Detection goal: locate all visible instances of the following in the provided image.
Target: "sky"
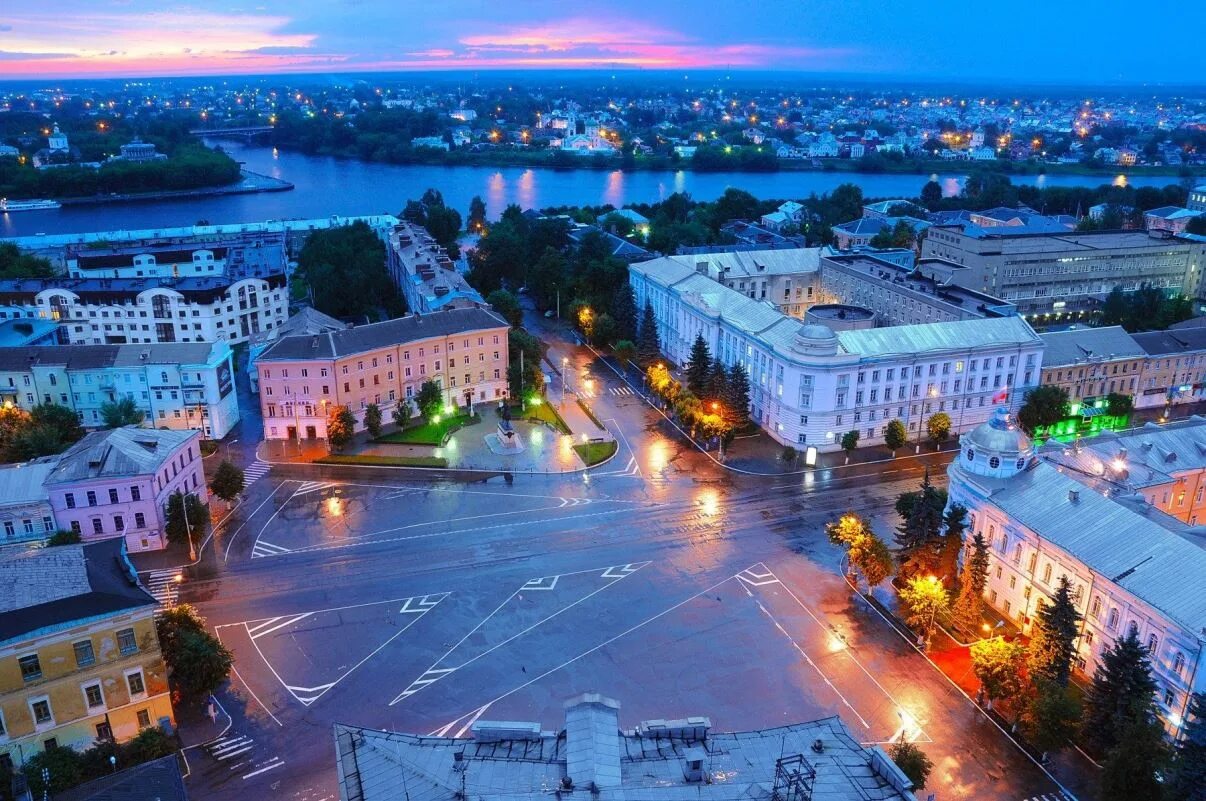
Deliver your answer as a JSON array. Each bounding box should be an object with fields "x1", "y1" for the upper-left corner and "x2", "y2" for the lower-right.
[{"x1": 1, "y1": 0, "x2": 1203, "y2": 84}]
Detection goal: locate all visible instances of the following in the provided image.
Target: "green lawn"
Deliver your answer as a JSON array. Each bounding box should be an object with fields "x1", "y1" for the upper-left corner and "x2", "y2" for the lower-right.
[
  {"x1": 573, "y1": 440, "x2": 618, "y2": 466},
  {"x1": 315, "y1": 454, "x2": 449, "y2": 468},
  {"x1": 374, "y1": 413, "x2": 480, "y2": 446},
  {"x1": 526, "y1": 402, "x2": 571, "y2": 435}
]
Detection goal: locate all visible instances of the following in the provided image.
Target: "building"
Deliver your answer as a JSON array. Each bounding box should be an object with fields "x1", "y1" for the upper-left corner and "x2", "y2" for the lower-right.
[
  {"x1": 652, "y1": 250, "x2": 823, "y2": 318},
  {"x1": 0, "y1": 318, "x2": 63, "y2": 347},
  {"x1": 629, "y1": 257, "x2": 1043, "y2": 450},
  {"x1": 107, "y1": 139, "x2": 167, "y2": 164},
  {"x1": 0, "y1": 539, "x2": 174, "y2": 766},
  {"x1": 53, "y1": 754, "x2": 189, "y2": 801},
  {"x1": 0, "y1": 273, "x2": 289, "y2": 346},
  {"x1": 0, "y1": 457, "x2": 59, "y2": 546},
  {"x1": 1189, "y1": 185, "x2": 1206, "y2": 213},
  {"x1": 386, "y1": 221, "x2": 484, "y2": 314},
  {"x1": 334, "y1": 693, "x2": 917, "y2": 801},
  {"x1": 946, "y1": 410, "x2": 1206, "y2": 739},
  {"x1": 921, "y1": 228, "x2": 1206, "y2": 317},
  {"x1": 1037, "y1": 326, "x2": 1147, "y2": 406},
  {"x1": 248, "y1": 307, "x2": 347, "y2": 393},
  {"x1": 65, "y1": 236, "x2": 287, "y2": 280},
  {"x1": 718, "y1": 220, "x2": 806, "y2": 250},
  {"x1": 1145, "y1": 207, "x2": 1204, "y2": 235},
  {"x1": 820, "y1": 254, "x2": 1016, "y2": 326},
  {"x1": 0, "y1": 341, "x2": 240, "y2": 438},
  {"x1": 1132, "y1": 328, "x2": 1206, "y2": 409},
  {"x1": 255, "y1": 307, "x2": 510, "y2": 442},
  {"x1": 831, "y1": 216, "x2": 929, "y2": 251},
  {"x1": 43, "y1": 427, "x2": 207, "y2": 553}
]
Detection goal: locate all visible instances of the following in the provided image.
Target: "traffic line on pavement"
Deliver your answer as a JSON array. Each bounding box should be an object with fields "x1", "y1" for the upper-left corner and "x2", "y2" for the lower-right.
[
  {"x1": 251, "y1": 540, "x2": 291, "y2": 558},
  {"x1": 294, "y1": 481, "x2": 334, "y2": 495},
  {"x1": 608, "y1": 386, "x2": 635, "y2": 396},
  {"x1": 248, "y1": 613, "x2": 311, "y2": 641},
  {"x1": 242, "y1": 757, "x2": 285, "y2": 780},
  {"x1": 243, "y1": 460, "x2": 272, "y2": 485},
  {"x1": 521, "y1": 575, "x2": 559, "y2": 591}
]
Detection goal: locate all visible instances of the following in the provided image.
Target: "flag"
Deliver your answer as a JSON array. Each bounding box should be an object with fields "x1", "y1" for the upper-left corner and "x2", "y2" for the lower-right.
[{"x1": 992, "y1": 386, "x2": 1009, "y2": 405}]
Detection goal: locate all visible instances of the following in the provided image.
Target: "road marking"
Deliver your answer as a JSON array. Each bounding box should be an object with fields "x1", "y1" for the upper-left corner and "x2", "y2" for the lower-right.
[
  {"x1": 521, "y1": 576, "x2": 559, "y2": 591},
  {"x1": 142, "y1": 570, "x2": 181, "y2": 608},
  {"x1": 735, "y1": 566, "x2": 780, "y2": 587},
  {"x1": 225, "y1": 480, "x2": 296, "y2": 563},
  {"x1": 608, "y1": 386, "x2": 635, "y2": 396},
  {"x1": 248, "y1": 613, "x2": 311, "y2": 641},
  {"x1": 242, "y1": 757, "x2": 285, "y2": 780},
  {"x1": 390, "y1": 561, "x2": 650, "y2": 706},
  {"x1": 244, "y1": 460, "x2": 272, "y2": 485},
  {"x1": 294, "y1": 481, "x2": 335, "y2": 496},
  {"x1": 454, "y1": 703, "x2": 494, "y2": 738},
  {"x1": 216, "y1": 744, "x2": 254, "y2": 761},
  {"x1": 251, "y1": 540, "x2": 291, "y2": 558}
]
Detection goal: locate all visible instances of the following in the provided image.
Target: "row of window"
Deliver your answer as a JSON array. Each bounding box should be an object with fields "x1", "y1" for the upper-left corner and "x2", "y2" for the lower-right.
[
  {"x1": 18, "y1": 629, "x2": 139, "y2": 684},
  {"x1": 65, "y1": 485, "x2": 143, "y2": 509},
  {"x1": 0, "y1": 669, "x2": 147, "y2": 740}
]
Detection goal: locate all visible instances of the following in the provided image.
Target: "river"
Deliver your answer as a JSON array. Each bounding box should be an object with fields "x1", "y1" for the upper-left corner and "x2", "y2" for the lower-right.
[{"x1": 0, "y1": 139, "x2": 1181, "y2": 238}]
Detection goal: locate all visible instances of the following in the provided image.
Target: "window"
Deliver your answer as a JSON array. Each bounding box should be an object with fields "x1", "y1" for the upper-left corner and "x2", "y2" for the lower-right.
[
  {"x1": 92, "y1": 518, "x2": 103, "y2": 535},
  {"x1": 86, "y1": 491, "x2": 97, "y2": 506},
  {"x1": 1042, "y1": 563, "x2": 1053, "y2": 585},
  {"x1": 108, "y1": 488, "x2": 119, "y2": 504},
  {"x1": 65, "y1": 492, "x2": 76, "y2": 509},
  {"x1": 126, "y1": 670, "x2": 146, "y2": 698},
  {"x1": 1128, "y1": 621, "x2": 1139, "y2": 638},
  {"x1": 965, "y1": 448, "x2": 974, "y2": 462},
  {"x1": 19, "y1": 654, "x2": 42, "y2": 682},
  {"x1": 1174, "y1": 652, "x2": 1186, "y2": 676},
  {"x1": 130, "y1": 486, "x2": 141, "y2": 502},
  {"x1": 1147, "y1": 634, "x2": 1159, "y2": 654},
  {"x1": 134, "y1": 512, "x2": 146, "y2": 528},
  {"x1": 83, "y1": 683, "x2": 104, "y2": 709},
  {"x1": 1090, "y1": 596, "x2": 1102, "y2": 619},
  {"x1": 73, "y1": 640, "x2": 95, "y2": 667},
  {"x1": 1107, "y1": 608, "x2": 1119, "y2": 630},
  {"x1": 989, "y1": 456, "x2": 1000, "y2": 469},
  {"x1": 117, "y1": 628, "x2": 138, "y2": 655},
  {"x1": 1165, "y1": 688, "x2": 1177, "y2": 708},
  {"x1": 136, "y1": 709, "x2": 151, "y2": 728},
  {"x1": 30, "y1": 698, "x2": 52, "y2": 726}
]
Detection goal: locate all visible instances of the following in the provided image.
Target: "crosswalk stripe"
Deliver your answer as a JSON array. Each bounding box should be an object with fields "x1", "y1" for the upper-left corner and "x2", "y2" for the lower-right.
[
  {"x1": 242, "y1": 757, "x2": 284, "y2": 780},
  {"x1": 243, "y1": 461, "x2": 271, "y2": 485},
  {"x1": 608, "y1": 386, "x2": 635, "y2": 396}
]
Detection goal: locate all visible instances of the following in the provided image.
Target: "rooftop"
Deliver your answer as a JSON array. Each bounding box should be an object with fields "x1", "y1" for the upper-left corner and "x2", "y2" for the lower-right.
[
  {"x1": 673, "y1": 249, "x2": 823, "y2": 279},
  {"x1": 52, "y1": 754, "x2": 188, "y2": 801},
  {"x1": 0, "y1": 341, "x2": 223, "y2": 372},
  {"x1": 836, "y1": 315, "x2": 1041, "y2": 359},
  {"x1": 0, "y1": 317, "x2": 61, "y2": 347},
  {"x1": 0, "y1": 272, "x2": 286, "y2": 304},
  {"x1": 0, "y1": 455, "x2": 59, "y2": 507},
  {"x1": 0, "y1": 538, "x2": 154, "y2": 645},
  {"x1": 257, "y1": 306, "x2": 509, "y2": 362},
  {"x1": 1038, "y1": 326, "x2": 1146, "y2": 367},
  {"x1": 821, "y1": 254, "x2": 1015, "y2": 317},
  {"x1": 335, "y1": 694, "x2": 914, "y2": 801},
  {"x1": 44, "y1": 427, "x2": 198, "y2": 485},
  {"x1": 1131, "y1": 328, "x2": 1206, "y2": 357}
]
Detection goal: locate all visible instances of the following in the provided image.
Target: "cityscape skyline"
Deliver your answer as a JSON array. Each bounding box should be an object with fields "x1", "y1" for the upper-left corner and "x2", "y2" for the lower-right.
[{"x1": 2, "y1": 0, "x2": 1204, "y2": 83}]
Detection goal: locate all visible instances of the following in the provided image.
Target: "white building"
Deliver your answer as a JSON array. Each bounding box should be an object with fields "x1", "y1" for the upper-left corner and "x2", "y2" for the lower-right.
[
  {"x1": 0, "y1": 341, "x2": 240, "y2": 438},
  {"x1": 947, "y1": 410, "x2": 1206, "y2": 739},
  {"x1": 630, "y1": 258, "x2": 1043, "y2": 450},
  {"x1": 0, "y1": 456, "x2": 59, "y2": 545}
]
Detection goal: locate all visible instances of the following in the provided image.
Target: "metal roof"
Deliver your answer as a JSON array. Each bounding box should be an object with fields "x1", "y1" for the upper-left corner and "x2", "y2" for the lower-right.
[
  {"x1": 0, "y1": 455, "x2": 59, "y2": 507},
  {"x1": 836, "y1": 315, "x2": 1041, "y2": 359},
  {"x1": 0, "y1": 341, "x2": 221, "y2": 372},
  {"x1": 1038, "y1": 326, "x2": 1146, "y2": 367},
  {"x1": 1131, "y1": 328, "x2": 1206, "y2": 357},
  {"x1": 44, "y1": 427, "x2": 197, "y2": 485}
]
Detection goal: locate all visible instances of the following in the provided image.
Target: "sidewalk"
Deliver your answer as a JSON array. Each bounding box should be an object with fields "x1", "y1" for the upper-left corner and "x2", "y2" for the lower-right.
[{"x1": 722, "y1": 426, "x2": 957, "y2": 474}]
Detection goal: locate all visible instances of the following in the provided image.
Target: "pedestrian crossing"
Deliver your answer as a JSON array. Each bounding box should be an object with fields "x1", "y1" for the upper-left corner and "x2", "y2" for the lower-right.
[
  {"x1": 243, "y1": 460, "x2": 271, "y2": 485},
  {"x1": 1022, "y1": 793, "x2": 1074, "y2": 801},
  {"x1": 608, "y1": 386, "x2": 636, "y2": 396},
  {"x1": 203, "y1": 733, "x2": 284, "y2": 781},
  {"x1": 142, "y1": 569, "x2": 181, "y2": 608}
]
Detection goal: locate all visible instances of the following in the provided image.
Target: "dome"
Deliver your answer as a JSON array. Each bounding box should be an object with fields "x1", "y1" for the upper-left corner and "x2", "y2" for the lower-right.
[
  {"x1": 960, "y1": 407, "x2": 1034, "y2": 479},
  {"x1": 789, "y1": 323, "x2": 838, "y2": 357}
]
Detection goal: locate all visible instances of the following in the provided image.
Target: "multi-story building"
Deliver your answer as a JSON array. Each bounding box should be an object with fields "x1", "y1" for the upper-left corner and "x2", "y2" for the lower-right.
[
  {"x1": 667, "y1": 250, "x2": 823, "y2": 318},
  {"x1": 820, "y1": 254, "x2": 1016, "y2": 326},
  {"x1": 1037, "y1": 326, "x2": 1147, "y2": 406},
  {"x1": 256, "y1": 307, "x2": 510, "y2": 441},
  {"x1": 630, "y1": 257, "x2": 1043, "y2": 451},
  {"x1": 43, "y1": 428, "x2": 207, "y2": 553},
  {"x1": 947, "y1": 409, "x2": 1206, "y2": 739},
  {"x1": 248, "y1": 307, "x2": 346, "y2": 393},
  {"x1": 385, "y1": 221, "x2": 484, "y2": 314},
  {"x1": 0, "y1": 319, "x2": 63, "y2": 347},
  {"x1": 1133, "y1": 328, "x2": 1206, "y2": 410},
  {"x1": 921, "y1": 228, "x2": 1205, "y2": 317},
  {"x1": 64, "y1": 236, "x2": 286, "y2": 280},
  {"x1": 0, "y1": 539, "x2": 173, "y2": 766},
  {"x1": 0, "y1": 341, "x2": 239, "y2": 438},
  {"x1": 0, "y1": 273, "x2": 289, "y2": 346},
  {"x1": 1189, "y1": 185, "x2": 1206, "y2": 214},
  {"x1": 0, "y1": 457, "x2": 59, "y2": 546}
]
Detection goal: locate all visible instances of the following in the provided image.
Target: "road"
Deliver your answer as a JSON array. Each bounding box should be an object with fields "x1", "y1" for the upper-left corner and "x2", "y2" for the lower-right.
[{"x1": 170, "y1": 312, "x2": 1073, "y2": 801}]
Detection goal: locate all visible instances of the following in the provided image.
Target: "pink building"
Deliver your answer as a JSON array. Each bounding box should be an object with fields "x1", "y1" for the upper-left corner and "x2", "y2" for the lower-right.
[
  {"x1": 43, "y1": 427, "x2": 207, "y2": 552},
  {"x1": 256, "y1": 307, "x2": 510, "y2": 441}
]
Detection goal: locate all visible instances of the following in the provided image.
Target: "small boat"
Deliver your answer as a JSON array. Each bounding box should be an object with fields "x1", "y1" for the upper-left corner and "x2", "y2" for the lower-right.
[{"x1": 0, "y1": 198, "x2": 62, "y2": 212}]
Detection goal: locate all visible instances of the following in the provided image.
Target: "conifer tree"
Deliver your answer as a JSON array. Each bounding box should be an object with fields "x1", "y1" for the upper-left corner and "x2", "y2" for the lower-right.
[{"x1": 1027, "y1": 576, "x2": 1083, "y2": 687}]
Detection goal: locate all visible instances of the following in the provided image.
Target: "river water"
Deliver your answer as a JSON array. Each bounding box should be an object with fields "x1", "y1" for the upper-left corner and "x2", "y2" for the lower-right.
[{"x1": 0, "y1": 139, "x2": 1177, "y2": 238}]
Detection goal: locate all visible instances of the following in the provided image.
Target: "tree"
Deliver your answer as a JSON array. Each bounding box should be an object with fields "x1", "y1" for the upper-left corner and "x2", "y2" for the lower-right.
[
  {"x1": 952, "y1": 531, "x2": 990, "y2": 634},
  {"x1": 1167, "y1": 692, "x2": 1206, "y2": 801},
  {"x1": 467, "y1": 195, "x2": 488, "y2": 235},
  {"x1": 209, "y1": 460, "x2": 244, "y2": 504},
  {"x1": 22, "y1": 745, "x2": 86, "y2": 798},
  {"x1": 156, "y1": 604, "x2": 232, "y2": 703},
  {"x1": 898, "y1": 574, "x2": 949, "y2": 644},
  {"x1": 724, "y1": 364, "x2": 751, "y2": 424},
  {"x1": 1081, "y1": 630, "x2": 1160, "y2": 756},
  {"x1": 894, "y1": 469, "x2": 947, "y2": 576},
  {"x1": 326, "y1": 405, "x2": 356, "y2": 451},
  {"x1": 31, "y1": 402, "x2": 86, "y2": 445},
  {"x1": 297, "y1": 222, "x2": 406, "y2": 320},
  {"x1": 1017, "y1": 385, "x2": 1069, "y2": 435},
  {"x1": 611, "y1": 283, "x2": 638, "y2": 342},
  {"x1": 852, "y1": 532, "x2": 895, "y2": 591},
  {"x1": 884, "y1": 418, "x2": 908, "y2": 456},
  {"x1": 888, "y1": 740, "x2": 933, "y2": 791},
  {"x1": 392, "y1": 399, "x2": 411, "y2": 429},
  {"x1": 685, "y1": 334, "x2": 712, "y2": 395},
  {"x1": 613, "y1": 340, "x2": 636, "y2": 366},
  {"x1": 1105, "y1": 392, "x2": 1133, "y2": 418},
  {"x1": 416, "y1": 380, "x2": 445, "y2": 420},
  {"x1": 47, "y1": 528, "x2": 81, "y2": 546},
  {"x1": 970, "y1": 637, "x2": 1027, "y2": 711},
  {"x1": 486, "y1": 289, "x2": 523, "y2": 327},
  {"x1": 937, "y1": 503, "x2": 967, "y2": 586},
  {"x1": 920, "y1": 180, "x2": 943, "y2": 210},
  {"x1": 1027, "y1": 576, "x2": 1083, "y2": 687},
  {"x1": 636, "y1": 301, "x2": 661, "y2": 363},
  {"x1": 705, "y1": 357, "x2": 729, "y2": 402},
  {"x1": 1101, "y1": 714, "x2": 1170, "y2": 801},
  {"x1": 1020, "y1": 679, "x2": 1081, "y2": 761},
  {"x1": 163, "y1": 491, "x2": 207, "y2": 547},
  {"x1": 100, "y1": 396, "x2": 145, "y2": 428},
  {"x1": 840, "y1": 429, "x2": 859, "y2": 458},
  {"x1": 926, "y1": 412, "x2": 951, "y2": 448},
  {"x1": 363, "y1": 403, "x2": 383, "y2": 439}
]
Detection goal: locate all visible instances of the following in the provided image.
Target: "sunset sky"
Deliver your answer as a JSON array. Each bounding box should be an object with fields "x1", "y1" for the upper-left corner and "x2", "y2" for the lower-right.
[{"x1": 1, "y1": 0, "x2": 1202, "y2": 82}]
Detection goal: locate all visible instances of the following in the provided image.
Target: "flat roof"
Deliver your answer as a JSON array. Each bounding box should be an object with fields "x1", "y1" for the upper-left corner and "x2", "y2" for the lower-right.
[{"x1": 1038, "y1": 326, "x2": 1146, "y2": 366}]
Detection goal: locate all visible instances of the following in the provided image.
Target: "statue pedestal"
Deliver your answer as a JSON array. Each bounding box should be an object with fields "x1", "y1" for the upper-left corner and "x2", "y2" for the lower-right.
[{"x1": 485, "y1": 419, "x2": 524, "y2": 454}]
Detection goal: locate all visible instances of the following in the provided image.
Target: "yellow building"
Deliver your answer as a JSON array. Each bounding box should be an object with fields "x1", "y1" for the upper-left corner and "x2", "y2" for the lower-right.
[{"x1": 0, "y1": 539, "x2": 173, "y2": 771}]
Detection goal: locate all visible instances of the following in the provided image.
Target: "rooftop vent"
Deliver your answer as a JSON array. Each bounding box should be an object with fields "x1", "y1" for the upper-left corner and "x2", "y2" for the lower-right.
[{"x1": 1067, "y1": 490, "x2": 1080, "y2": 503}]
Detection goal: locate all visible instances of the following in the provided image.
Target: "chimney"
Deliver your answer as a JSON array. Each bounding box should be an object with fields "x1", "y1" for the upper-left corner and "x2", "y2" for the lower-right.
[{"x1": 1068, "y1": 490, "x2": 1080, "y2": 503}]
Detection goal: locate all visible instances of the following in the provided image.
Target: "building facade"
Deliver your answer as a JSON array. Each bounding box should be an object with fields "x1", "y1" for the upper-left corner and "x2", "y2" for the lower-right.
[
  {"x1": 385, "y1": 221, "x2": 484, "y2": 313},
  {"x1": 0, "y1": 457, "x2": 59, "y2": 546},
  {"x1": 0, "y1": 341, "x2": 240, "y2": 438},
  {"x1": 630, "y1": 257, "x2": 1043, "y2": 451},
  {"x1": 43, "y1": 428, "x2": 207, "y2": 553},
  {"x1": 947, "y1": 410, "x2": 1206, "y2": 739},
  {"x1": 65, "y1": 236, "x2": 286, "y2": 280},
  {"x1": 1037, "y1": 326, "x2": 1147, "y2": 407},
  {"x1": 1132, "y1": 328, "x2": 1206, "y2": 410},
  {"x1": 921, "y1": 228, "x2": 1206, "y2": 317},
  {"x1": 256, "y1": 307, "x2": 510, "y2": 441},
  {"x1": 0, "y1": 540, "x2": 173, "y2": 767}
]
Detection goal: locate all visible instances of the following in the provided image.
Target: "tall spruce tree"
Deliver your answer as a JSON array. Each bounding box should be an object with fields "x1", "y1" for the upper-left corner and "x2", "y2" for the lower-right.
[
  {"x1": 706, "y1": 357, "x2": 729, "y2": 402},
  {"x1": 894, "y1": 469, "x2": 946, "y2": 576},
  {"x1": 1167, "y1": 692, "x2": 1206, "y2": 801},
  {"x1": 1101, "y1": 714, "x2": 1170, "y2": 801},
  {"x1": 938, "y1": 504, "x2": 968, "y2": 587},
  {"x1": 611, "y1": 283, "x2": 638, "y2": 343},
  {"x1": 951, "y1": 531, "x2": 990, "y2": 634},
  {"x1": 685, "y1": 334, "x2": 712, "y2": 395},
  {"x1": 636, "y1": 301, "x2": 660, "y2": 363},
  {"x1": 1081, "y1": 630, "x2": 1160, "y2": 756},
  {"x1": 1027, "y1": 576, "x2": 1083, "y2": 688},
  {"x1": 724, "y1": 364, "x2": 751, "y2": 423}
]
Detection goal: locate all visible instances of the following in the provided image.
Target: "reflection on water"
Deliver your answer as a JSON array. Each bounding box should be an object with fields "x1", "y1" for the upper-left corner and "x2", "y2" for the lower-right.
[
  {"x1": 517, "y1": 169, "x2": 535, "y2": 210},
  {"x1": 1114, "y1": 174, "x2": 1129, "y2": 187},
  {"x1": 603, "y1": 170, "x2": 625, "y2": 208}
]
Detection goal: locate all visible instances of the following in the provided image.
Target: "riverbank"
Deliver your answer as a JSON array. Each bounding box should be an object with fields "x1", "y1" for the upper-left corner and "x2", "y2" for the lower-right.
[
  {"x1": 266, "y1": 142, "x2": 1199, "y2": 181},
  {"x1": 55, "y1": 170, "x2": 293, "y2": 207}
]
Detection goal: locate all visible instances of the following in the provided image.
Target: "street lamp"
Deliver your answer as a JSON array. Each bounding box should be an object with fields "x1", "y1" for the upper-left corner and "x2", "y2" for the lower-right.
[{"x1": 561, "y1": 356, "x2": 569, "y2": 407}]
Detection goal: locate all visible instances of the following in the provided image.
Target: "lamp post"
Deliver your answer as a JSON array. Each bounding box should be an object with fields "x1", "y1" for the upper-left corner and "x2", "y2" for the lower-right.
[{"x1": 561, "y1": 356, "x2": 569, "y2": 407}]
